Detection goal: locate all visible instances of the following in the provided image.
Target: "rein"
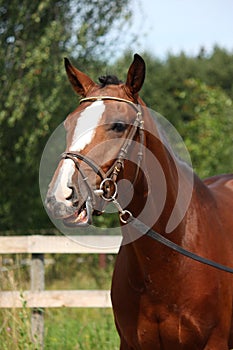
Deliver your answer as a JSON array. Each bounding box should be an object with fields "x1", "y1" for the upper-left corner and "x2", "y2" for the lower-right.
[
  {"x1": 129, "y1": 216, "x2": 233, "y2": 274},
  {"x1": 62, "y1": 96, "x2": 233, "y2": 274}
]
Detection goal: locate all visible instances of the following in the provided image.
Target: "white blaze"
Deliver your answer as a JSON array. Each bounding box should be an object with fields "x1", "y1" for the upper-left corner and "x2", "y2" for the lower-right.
[
  {"x1": 53, "y1": 159, "x2": 75, "y2": 203},
  {"x1": 70, "y1": 100, "x2": 105, "y2": 151},
  {"x1": 52, "y1": 101, "x2": 105, "y2": 203}
]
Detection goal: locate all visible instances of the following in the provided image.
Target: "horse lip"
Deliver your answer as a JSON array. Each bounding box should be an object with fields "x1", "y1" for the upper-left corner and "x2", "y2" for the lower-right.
[
  {"x1": 45, "y1": 196, "x2": 75, "y2": 219},
  {"x1": 63, "y1": 197, "x2": 93, "y2": 227}
]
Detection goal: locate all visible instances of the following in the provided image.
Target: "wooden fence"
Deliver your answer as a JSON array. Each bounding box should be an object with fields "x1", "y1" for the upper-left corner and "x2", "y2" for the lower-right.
[{"x1": 0, "y1": 235, "x2": 121, "y2": 349}]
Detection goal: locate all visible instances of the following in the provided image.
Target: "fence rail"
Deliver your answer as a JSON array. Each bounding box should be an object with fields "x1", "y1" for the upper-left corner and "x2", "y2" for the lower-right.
[
  {"x1": 0, "y1": 234, "x2": 121, "y2": 254},
  {"x1": 0, "y1": 235, "x2": 121, "y2": 349},
  {"x1": 0, "y1": 290, "x2": 112, "y2": 308}
]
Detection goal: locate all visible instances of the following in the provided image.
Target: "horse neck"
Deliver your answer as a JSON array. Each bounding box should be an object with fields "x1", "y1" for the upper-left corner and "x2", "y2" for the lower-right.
[
  {"x1": 130, "y1": 111, "x2": 192, "y2": 235},
  {"x1": 120, "y1": 110, "x2": 201, "y2": 277}
]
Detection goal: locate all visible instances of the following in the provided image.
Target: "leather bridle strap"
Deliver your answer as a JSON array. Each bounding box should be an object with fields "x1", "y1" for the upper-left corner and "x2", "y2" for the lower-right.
[
  {"x1": 61, "y1": 152, "x2": 106, "y2": 181},
  {"x1": 106, "y1": 105, "x2": 143, "y2": 183},
  {"x1": 63, "y1": 95, "x2": 144, "y2": 183},
  {"x1": 79, "y1": 95, "x2": 140, "y2": 112},
  {"x1": 61, "y1": 95, "x2": 144, "y2": 203},
  {"x1": 60, "y1": 152, "x2": 99, "y2": 208},
  {"x1": 129, "y1": 216, "x2": 233, "y2": 274}
]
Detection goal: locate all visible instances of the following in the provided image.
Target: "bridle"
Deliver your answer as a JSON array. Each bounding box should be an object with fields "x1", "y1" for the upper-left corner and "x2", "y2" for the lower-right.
[
  {"x1": 61, "y1": 95, "x2": 145, "y2": 223},
  {"x1": 61, "y1": 95, "x2": 233, "y2": 274}
]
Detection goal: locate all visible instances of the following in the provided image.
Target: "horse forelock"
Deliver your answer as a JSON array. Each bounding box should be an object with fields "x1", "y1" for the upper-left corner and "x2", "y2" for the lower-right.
[{"x1": 98, "y1": 75, "x2": 123, "y2": 87}]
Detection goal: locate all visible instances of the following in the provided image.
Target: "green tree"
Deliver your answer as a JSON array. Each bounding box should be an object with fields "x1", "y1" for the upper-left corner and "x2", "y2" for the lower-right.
[
  {"x1": 133, "y1": 48, "x2": 233, "y2": 125},
  {"x1": 201, "y1": 46, "x2": 233, "y2": 99},
  {"x1": 0, "y1": 0, "x2": 133, "y2": 232},
  {"x1": 176, "y1": 79, "x2": 233, "y2": 178}
]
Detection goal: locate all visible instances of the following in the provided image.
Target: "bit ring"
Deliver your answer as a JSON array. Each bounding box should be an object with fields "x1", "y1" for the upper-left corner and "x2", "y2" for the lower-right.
[{"x1": 99, "y1": 178, "x2": 118, "y2": 201}]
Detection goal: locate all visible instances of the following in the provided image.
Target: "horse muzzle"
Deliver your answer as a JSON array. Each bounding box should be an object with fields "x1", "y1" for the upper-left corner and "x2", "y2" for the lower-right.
[{"x1": 45, "y1": 192, "x2": 105, "y2": 227}]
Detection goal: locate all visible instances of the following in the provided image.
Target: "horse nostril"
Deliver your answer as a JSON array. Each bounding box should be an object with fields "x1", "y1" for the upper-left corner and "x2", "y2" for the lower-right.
[
  {"x1": 65, "y1": 186, "x2": 74, "y2": 201},
  {"x1": 66, "y1": 186, "x2": 79, "y2": 206}
]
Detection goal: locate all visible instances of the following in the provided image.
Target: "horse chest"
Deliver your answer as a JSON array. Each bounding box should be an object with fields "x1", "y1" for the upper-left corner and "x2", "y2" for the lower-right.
[
  {"x1": 135, "y1": 298, "x2": 206, "y2": 349},
  {"x1": 112, "y1": 266, "x2": 216, "y2": 349},
  {"x1": 117, "y1": 297, "x2": 208, "y2": 349}
]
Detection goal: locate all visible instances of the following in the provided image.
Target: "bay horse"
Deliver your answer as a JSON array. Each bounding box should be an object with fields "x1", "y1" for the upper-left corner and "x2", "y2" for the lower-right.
[{"x1": 45, "y1": 54, "x2": 233, "y2": 349}]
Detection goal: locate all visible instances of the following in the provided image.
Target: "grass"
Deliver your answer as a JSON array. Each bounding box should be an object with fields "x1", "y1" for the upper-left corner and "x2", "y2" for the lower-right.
[
  {"x1": 0, "y1": 307, "x2": 119, "y2": 350},
  {"x1": 0, "y1": 253, "x2": 120, "y2": 350},
  {"x1": 45, "y1": 308, "x2": 119, "y2": 350},
  {"x1": 0, "y1": 298, "x2": 35, "y2": 350}
]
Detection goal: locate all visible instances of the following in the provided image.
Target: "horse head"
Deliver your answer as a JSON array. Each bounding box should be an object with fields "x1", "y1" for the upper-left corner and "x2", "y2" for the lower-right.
[{"x1": 45, "y1": 54, "x2": 146, "y2": 227}]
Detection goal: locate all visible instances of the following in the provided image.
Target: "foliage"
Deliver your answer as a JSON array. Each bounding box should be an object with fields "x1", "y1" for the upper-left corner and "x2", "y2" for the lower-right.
[
  {"x1": 134, "y1": 48, "x2": 233, "y2": 123},
  {"x1": 0, "y1": 0, "x2": 132, "y2": 232},
  {"x1": 0, "y1": 305, "x2": 34, "y2": 350},
  {"x1": 1, "y1": 0, "x2": 69, "y2": 230},
  {"x1": 200, "y1": 46, "x2": 233, "y2": 99},
  {"x1": 0, "y1": 264, "x2": 35, "y2": 349},
  {"x1": 176, "y1": 79, "x2": 233, "y2": 177},
  {"x1": 45, "y1": 253, "x2": 116, "y2": 290},
  {"x1": 72, "y1": 0, "x2": 133, "y2": 63},
  {"x1": 44, "y1": 308, "x2": 119, "y2": 350}
]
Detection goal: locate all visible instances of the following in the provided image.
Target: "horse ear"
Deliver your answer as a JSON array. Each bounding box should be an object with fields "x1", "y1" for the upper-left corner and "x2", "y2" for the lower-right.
[
  {"x1": 64, "y1": 58, "x2": 95, "y2": 96},
  {"x1": 125, "y1": 54, "x2": 146, "y2": 96}
]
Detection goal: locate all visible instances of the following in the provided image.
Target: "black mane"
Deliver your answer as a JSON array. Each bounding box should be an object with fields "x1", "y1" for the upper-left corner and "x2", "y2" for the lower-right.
[{"x1": 98, "y1": 75, "x2": 122, "y2": 87}]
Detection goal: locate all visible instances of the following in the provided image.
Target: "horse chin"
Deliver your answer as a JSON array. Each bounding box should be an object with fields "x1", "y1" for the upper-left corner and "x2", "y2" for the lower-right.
[{"x1": 63, "y1": 199, "x2": 93, "y2": 227}]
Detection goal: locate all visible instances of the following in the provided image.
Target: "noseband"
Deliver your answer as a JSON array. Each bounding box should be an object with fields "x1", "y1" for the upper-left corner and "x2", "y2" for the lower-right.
[{"x1": 61, "y1": 96, "x2": 144, "y2": 223}]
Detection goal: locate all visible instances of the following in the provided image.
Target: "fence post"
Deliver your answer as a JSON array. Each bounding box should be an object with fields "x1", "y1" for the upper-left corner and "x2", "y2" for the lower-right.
[{"x1": 31, "y1": 253, "x2": 45, "y2": 349}]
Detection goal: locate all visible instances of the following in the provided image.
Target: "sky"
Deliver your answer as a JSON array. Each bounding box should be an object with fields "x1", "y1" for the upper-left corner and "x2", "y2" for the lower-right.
[{"x1": 127, "y1": 0, "x2": 233, "y2": 58}]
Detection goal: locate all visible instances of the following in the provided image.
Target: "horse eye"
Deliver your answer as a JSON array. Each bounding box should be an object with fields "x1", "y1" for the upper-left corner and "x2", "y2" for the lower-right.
[{"x1": 111, "y1": 121, "x2": 127, "y2": 133}]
